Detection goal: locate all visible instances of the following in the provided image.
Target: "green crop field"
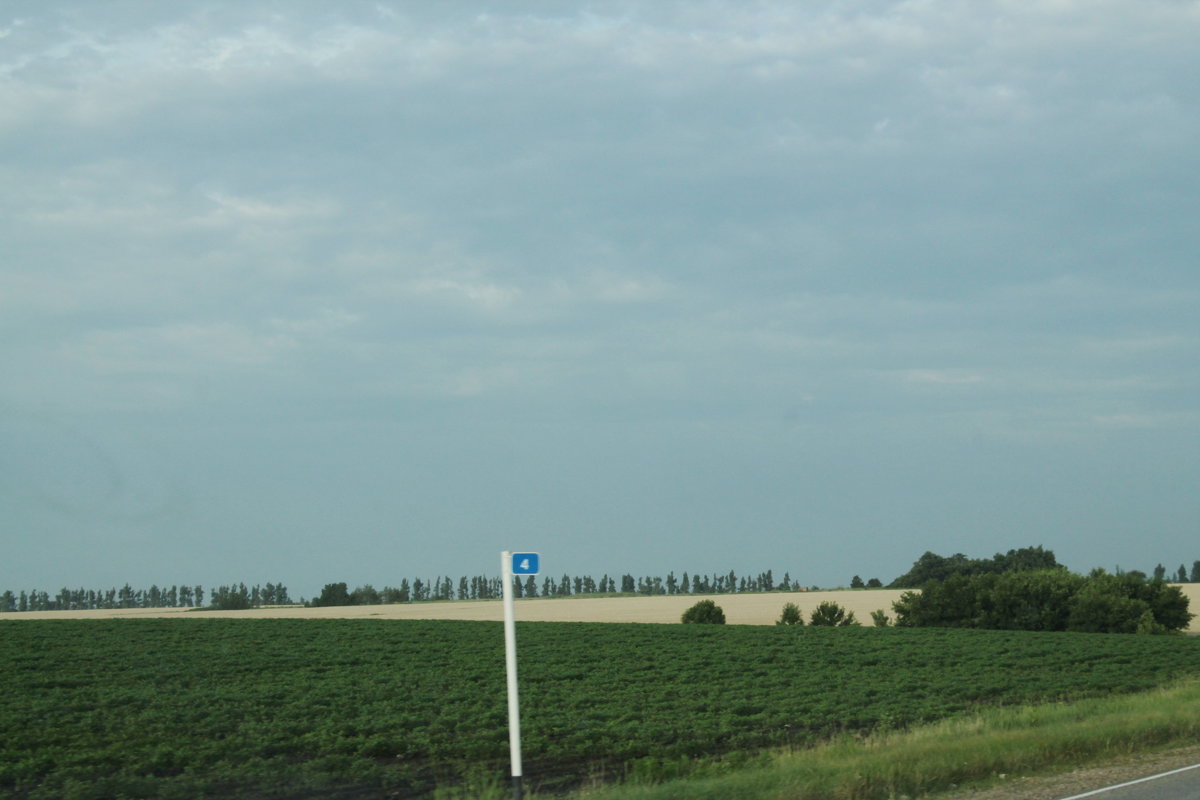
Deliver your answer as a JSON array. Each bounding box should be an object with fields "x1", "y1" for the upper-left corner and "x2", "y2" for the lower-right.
[{"x1": 4, "y1": 619, "x2": 1200, "y2": 799}]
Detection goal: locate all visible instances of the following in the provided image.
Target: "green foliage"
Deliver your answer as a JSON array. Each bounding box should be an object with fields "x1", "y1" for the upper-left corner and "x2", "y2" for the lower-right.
[
  {"x1": 312, "y1": 582, "x2": 352, "y2": 607},
  {"x1": 350, "y1": 584, "x2": 382, "y2": 605},
  {"x1": 0, "y1": 583, "x2": 290, "y2": 611},
  {"x1": 776, "y1": 602, "x2": 803, "y2": 626},
  {"x1": 681, "y1": 599, "x2": 726, "y2": 624},
  {"x1": 870, "y1": 609, "x2": 891, "y2": 627},
  {"x1": 209, "y1": 584, "x2": 252, "y2": 610},
  {"x1": 808, "y1": 601, "x2": 858, "y2": 626},
  {"x1": 3, "y1": 620, "x2": 1200, "y2": 798},
  {"x1": 893, "y1": 568, "x2": 1193, "y2": 634},
  {"x1": 890, "y1": 546, "x2": 1060, "y2": 588}
]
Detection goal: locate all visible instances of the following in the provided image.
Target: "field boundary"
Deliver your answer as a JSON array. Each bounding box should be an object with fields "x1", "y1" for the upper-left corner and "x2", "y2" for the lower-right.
[{"x1": 5, "y1": 585, "x2": 1199, "y2": 633}]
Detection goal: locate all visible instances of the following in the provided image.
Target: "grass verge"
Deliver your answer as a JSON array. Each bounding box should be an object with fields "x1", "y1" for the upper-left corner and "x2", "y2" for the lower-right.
[{"x1": 499, "y1": 680, "x2": 1200, "y2": 800}]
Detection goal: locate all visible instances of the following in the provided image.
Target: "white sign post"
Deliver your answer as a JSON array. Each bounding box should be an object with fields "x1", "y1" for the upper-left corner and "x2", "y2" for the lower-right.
[{"x1": 502, "y1": 551, "x2": 539, "y2": 800}]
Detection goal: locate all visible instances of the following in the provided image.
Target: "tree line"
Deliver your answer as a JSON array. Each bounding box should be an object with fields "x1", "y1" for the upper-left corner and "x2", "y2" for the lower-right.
[
  {"x1": 4, "y1": 546, "x2": 1196, "y2": 615},
  {"x1": 1153, "y1": 562, "x2": 1200, "y2": 583},
  {"x1": 1, "y1": 570, "x2": 817, "y2": 613},
  {"x1": 308, "y1": 569, "x2": 831, "y2": 607},
  {"x1": 0, "y1": 583, "x2": 292, "y2": 613}
]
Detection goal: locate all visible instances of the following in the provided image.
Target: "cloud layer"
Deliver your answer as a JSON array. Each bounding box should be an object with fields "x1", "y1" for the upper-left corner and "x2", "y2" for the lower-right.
[{"x1": 3, "y1": 2, "x2": 1198, "y2": 595}]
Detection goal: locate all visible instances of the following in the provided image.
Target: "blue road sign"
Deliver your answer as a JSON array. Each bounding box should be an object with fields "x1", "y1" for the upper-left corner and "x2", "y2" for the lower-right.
[{"x1": 511, "y1": 553, "x2": 540, "y2": 575}]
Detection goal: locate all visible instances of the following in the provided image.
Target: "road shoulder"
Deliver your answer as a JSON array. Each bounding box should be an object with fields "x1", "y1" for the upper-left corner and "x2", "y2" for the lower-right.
[{"x1": 939, "y1": 744, "x2": 1200, "y2": 800}]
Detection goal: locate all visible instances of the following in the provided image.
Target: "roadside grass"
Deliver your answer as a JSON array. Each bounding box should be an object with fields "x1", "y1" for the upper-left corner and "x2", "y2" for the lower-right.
[{"x1": 530, "y1": 680, "x2": 1200, "y2": 800}]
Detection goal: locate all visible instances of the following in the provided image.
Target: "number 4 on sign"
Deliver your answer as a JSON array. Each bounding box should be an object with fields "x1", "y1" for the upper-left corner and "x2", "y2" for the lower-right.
[{"x1": 511, "y1": 553, "x2": 539, "y2": 575}]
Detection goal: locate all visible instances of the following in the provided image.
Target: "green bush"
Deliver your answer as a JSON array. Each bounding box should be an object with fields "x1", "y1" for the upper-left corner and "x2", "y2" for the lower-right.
[
  {"x1": 681, "y1": 599, "x2": 726, "y2": 624},
  {"x1": 776, "y1": 602, "x2": 803, "y2": 626},
  {"x1": 809, "y1": 601, "x2": 858, "y2": 627}
]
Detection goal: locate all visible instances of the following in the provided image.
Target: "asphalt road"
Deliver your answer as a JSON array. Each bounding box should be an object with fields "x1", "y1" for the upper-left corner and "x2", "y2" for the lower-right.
[{"x1": 1057, "y1": 762, "x2": 1200, "y2": 800}]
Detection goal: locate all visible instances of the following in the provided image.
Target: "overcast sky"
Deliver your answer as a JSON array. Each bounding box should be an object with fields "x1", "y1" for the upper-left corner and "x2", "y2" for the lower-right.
[{"x1": 3, "y1": 1, "x2": 1198, "y2": 600}]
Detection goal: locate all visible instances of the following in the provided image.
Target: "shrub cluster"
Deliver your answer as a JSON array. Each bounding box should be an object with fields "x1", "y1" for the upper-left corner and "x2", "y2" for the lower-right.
[
  {"x1": 681, "y1": 599, "x2": 726, "y2": 624},
  {"x1": 893, "y1": 568, "x2": 1193, "y2": 634}
]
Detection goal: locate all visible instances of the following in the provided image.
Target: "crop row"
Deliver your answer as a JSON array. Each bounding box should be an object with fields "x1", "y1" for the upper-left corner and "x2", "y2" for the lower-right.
[{"x1": 3, "y1": 619, "x2": 1200, "y2": 798}]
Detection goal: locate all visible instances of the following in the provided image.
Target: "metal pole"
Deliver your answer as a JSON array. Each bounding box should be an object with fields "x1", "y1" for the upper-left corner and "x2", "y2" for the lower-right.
[{"x1": 501, "y1": 552, "x2": 524, "y2": 800}]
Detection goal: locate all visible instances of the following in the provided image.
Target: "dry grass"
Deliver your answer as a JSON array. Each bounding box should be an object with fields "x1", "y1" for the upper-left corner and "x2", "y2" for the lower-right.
[{"x1": 9, "y1": 584, "x2": 1200, "y2": 632}]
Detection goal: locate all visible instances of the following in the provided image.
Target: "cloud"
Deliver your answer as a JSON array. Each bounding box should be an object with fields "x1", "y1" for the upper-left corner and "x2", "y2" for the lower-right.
[
  {"x1": 1, "y1": 1, "x2": 1197, "y2": 591},
  {"x1": 62, "y1": 322, "x2": 297, "y2": 374}
]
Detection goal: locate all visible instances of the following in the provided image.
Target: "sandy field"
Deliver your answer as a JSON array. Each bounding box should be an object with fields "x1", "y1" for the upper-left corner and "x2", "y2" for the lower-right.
[
  {"x1": 3, "y1": 589, "x2": 905, "y2": 624},
  {"x1": 7, "y1": 584, "x2": 1200, "y2": 632}
]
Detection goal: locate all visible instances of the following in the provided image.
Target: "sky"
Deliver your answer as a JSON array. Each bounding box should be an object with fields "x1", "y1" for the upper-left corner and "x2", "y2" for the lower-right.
[{"x1": 2, "y1": 1, "x2": 1198, "y2": 600}]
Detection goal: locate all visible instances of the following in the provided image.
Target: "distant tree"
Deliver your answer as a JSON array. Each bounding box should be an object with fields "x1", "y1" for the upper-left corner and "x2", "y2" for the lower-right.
[
  {"x1": 350, "y1": 584, "x2": 381, "y2": 605},
  {"x1": 994, "y1": 546, "x2": 1060, "y2": 572},
  {"x1": 866, "y1": 578, "x2": 883, "y2": 588},
  {"x1": 0, "y1": 590, "x2": 14, "y2": 612},
  {"x1": 681, "y1": 599, "x2": 726, "y2": 624},
  {"x1": 809, "y1": 601, "x2": 858, "y2": 626},
  {"x1": 523, "y1": 576, "x2": 538, "y2": 598},
  {"x1": 889, "y1": 552, "x2": 969, "y2": 588},
  {"x1": 776, "y1": 602, "x2": 803, "y2": 626},
  {"x1": 680, "y1": 572, "x2": 691, "y2": 594},
  {"x1": 1154, "y1": 564, "x2": 1167, "y2": 581},
  {"x1": 890, "y1": 546, "x2": 1059, "y2": 588},
  {"x1": 870, "y1": 609, "x2": 891, "y2": 627},
  {"x1": 850, "y1": 575, "x2": 865, "y2": 589},
  {"x1": 211, "y1": 584, "x2": 252, "y2": 610},
  {"x1": 779, "y1": 572, "x2": 792, "y2": 591},
  {"x1": 1193, "y1": 561, "x2": 1200, "y2": 583},
  {"x1": 313, "y1": 582, "x2": 352, "y2": 607},
  {"x1": 1176, "y1": 565, "x2": 1188, "y2": 583},
  {"x1": 621, "y1": 574, "x2": 635, "y2": 593}
]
